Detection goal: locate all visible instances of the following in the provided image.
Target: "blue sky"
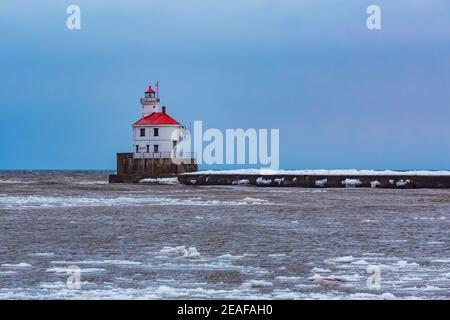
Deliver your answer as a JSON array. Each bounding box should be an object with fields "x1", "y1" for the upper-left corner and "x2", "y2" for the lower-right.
[{"x1": 1, "y1": 0, "x2": 450, "y2": 170}]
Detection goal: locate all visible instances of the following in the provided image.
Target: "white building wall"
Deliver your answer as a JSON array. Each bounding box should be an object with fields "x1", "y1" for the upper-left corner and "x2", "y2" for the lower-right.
[
  {"x1": 141, "y1": 100, "x2": 159, "y2": 117},
  {"x1": 140, "y1": 93, "x2": 160, "y2": 117},
  {"x1": 133, "y1": 125, "x2": 182, "y2": 156}
]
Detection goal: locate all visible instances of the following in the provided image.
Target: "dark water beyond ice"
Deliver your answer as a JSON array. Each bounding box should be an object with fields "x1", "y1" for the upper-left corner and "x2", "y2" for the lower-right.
[{"x1": 1, "y1": 171, "x2": 450, "y2": 299}]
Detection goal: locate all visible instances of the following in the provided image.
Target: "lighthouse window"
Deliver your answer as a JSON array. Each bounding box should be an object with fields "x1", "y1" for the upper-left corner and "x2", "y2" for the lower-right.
[
  {"x1": 153, "y1": 128, "x2": 159, "y2": 136},
  {"x1": 135, "y1": 145, "x2": 139, "y2": 153},
  {"x1": 140, "y1": 128, "x2": 145, "y2": 137},
  {"x1": 154, "y1": 145, "x2": 159, "y2": 153},
  {"x1": 146, "y1": 145, "x2": 150, "y2": 153}
]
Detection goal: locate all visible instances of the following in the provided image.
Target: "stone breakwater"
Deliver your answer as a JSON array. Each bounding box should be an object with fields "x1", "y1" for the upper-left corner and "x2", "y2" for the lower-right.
[{"x1": 177, "y1": 174, "x2": 450, "y2": 188}]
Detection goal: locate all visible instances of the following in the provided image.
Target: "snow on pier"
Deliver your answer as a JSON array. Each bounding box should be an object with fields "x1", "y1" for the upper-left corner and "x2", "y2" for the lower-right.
[{"x1": 178, "y1": 169, "x2": 450, "y2": 188}]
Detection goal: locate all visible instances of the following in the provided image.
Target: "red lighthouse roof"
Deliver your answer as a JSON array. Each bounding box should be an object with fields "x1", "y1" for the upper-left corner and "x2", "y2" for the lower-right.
[
  {"x1": 134, "y1": 107, "x2": 180, "y2": 126},
  {"x1": 145, "y1": 86, "x2": 156, "y2": 93}
]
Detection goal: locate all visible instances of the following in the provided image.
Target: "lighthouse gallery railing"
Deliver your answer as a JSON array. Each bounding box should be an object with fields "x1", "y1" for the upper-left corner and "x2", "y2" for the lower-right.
[{"x1": 132, "y1": 152, "x2": 196, "y2": 159}]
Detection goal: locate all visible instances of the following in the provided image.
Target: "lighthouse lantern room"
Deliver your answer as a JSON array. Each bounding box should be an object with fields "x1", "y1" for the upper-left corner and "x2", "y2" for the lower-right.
[{"x1": 140, "y1": 85, "x2": 160, "y2": 117}]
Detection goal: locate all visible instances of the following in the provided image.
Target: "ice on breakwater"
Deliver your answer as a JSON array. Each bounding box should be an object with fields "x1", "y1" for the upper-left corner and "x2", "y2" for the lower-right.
[
  {"x1": 315, "y1": 179, "x2": 328, "y2": 187},
  {"x1": 179, "y1": 168, "x2": 450, "y2": 188},
  {"x1": 341, "y1": 179, "x2": 362, "y2": 187},
  {"x1": 256, "y1": 177, "x2": 272, "y2": 185},
  {"x1": 183, "y1": 169, "x2": 450, "y2": 176},
  {"x1": 139, "y1": 177, "x2": 179, "y2": 184},
  {"x1": 232, "y1": 179, "x2": 250, "y2": 185}
]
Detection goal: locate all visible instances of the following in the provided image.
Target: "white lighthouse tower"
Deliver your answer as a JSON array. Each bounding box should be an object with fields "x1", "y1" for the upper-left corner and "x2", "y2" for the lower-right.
[
  {"x1": 133, "y1": 84, "x2": 186, "y2": 159},
  {"x1": 140, "y1": 85, "x2": 160, "y2": 117}
]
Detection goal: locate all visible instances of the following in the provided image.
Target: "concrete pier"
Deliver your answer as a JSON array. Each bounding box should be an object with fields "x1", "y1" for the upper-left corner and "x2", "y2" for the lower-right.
[
  {"x1": 109, "y1": 153, "x2": 197, "y2": 183},
  {"x1": 177, "y1": 173, "x2": 450, "y2": 188}
]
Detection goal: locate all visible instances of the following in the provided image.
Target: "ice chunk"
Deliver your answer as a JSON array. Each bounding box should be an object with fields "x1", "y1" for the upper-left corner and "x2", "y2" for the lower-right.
[
  {"x1": 256, "y1": 177, "x2": 272, "y2": 185},
  {"x1": 311, "y1": 267, "x2": 331, "y2": 273},
  {"x1": 139, "y1": 178, "x2": 179, "y2": 184},
  {"x1": 275, "y1": 276, "x2": 302, "y2": 281},
  {"x1": 159, "y1": 246, "x2": 188, "y2": 256},
  {"x1": 308, "y1": 274, "x2": 344, "y2": 285},
  {"x1": 242, "y1": 197, "x2": 267, "y2": 204},
  {"x1": 315, "y1": 179, "x2": 328, "y2": 187},
  {"x1": 232, "y1": 179, "x2": 250, "y2": 185},
  {"x1": 396, "y1": 260, "x2": 419, "y2": 267},
  {"x1": 341, "y1": 179, "x2": 362, "y2": 187},
  {"x1": 217, "y1": 254, "x2": 243, "y2": 259},
  {"x1": 274, "y1": 178, "x2": 284, "y2": 185},
  {"x1": 241, "y1": 280, "x2": 273, "y2": 288},
  {"x1": 370, "y1": 180, "x2": 380, "y2": 188},
  {"x1": 395, "y1": 179, "x2": 410, "y2": 187},
  {"x1": 431, "y1": 259, "x2": 450, "y2": 263},
  {"x1": 28, "y1": 252, "x2": 55, "y2": 257},
  {"x1": 183, "y1": 247, "x2": 201, "y2": 259},
  {"x1": 0, "y1": 271, "x2": 17, "y2": 275},
  {"x1": 1, "y1": 263, "x2": 32, "y2": 268},
  {"x1": 338, "y1": 273, "x2": 363, "y2": 282},
  {"x1": 333, "y1": 256, "x2": 355, "y2": 263},
  {"x1": 352, "y1": 260, "x2": 369, "y2": 265}
]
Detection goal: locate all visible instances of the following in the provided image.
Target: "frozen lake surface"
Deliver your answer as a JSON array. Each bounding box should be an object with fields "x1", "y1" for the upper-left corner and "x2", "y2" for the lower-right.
[{"x1": 1, "y1": 171, "x2": 450, "y2": 299}]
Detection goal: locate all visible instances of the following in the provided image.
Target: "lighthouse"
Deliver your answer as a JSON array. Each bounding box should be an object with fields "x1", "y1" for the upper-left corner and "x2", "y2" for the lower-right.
[
  {"x1": 109, "y1": 83, "x2": 197, "y2": 183},
  {"x1": 133, "y1": 85, "x2": 186, "y2": 158},
  {"x1": 140, "y1": 85, "x2": 160, "y2": 117}
]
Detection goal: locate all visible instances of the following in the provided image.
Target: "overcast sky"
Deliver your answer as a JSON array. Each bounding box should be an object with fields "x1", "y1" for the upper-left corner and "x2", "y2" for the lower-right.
[{"x1": 1, "y1": 0, "x2": 450, "y2": 170}]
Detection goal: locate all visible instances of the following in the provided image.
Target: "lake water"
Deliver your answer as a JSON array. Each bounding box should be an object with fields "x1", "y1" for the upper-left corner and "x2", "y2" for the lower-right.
[{"x1": 1, "y1": 171, "x2": 450, "y2": 299}]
